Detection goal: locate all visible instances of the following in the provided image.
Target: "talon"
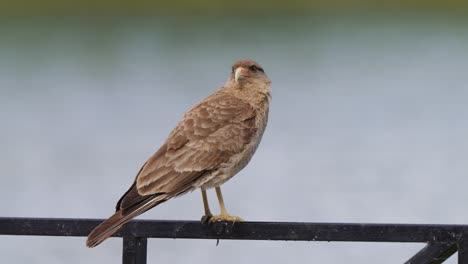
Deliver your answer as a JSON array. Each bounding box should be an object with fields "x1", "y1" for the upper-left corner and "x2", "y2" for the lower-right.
[
  {"x1": 201, "y1": 214, "x2": 213, "y2": 224},
  {"x1": 208, "y1": 214, "x2": 244, "y2": 224}
]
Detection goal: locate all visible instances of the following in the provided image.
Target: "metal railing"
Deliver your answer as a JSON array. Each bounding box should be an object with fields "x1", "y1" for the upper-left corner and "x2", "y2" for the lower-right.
[{"x1": 1, "y1": 217, "x2": 468, "y2": 264}]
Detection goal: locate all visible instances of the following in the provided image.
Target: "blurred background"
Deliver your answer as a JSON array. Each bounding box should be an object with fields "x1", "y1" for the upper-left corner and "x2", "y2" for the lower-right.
[{"x1": 1, "y1": 1, "x2": 468, "y2": 263}]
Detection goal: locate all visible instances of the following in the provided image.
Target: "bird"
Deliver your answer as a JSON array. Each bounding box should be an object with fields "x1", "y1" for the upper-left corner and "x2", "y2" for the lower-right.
[{"x1": 86, "y1": 59, "x2": 271, "y2": 248}]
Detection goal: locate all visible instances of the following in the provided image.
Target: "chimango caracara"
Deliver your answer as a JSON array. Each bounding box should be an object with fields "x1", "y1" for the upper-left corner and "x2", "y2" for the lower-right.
[{"x1": 86, "y1": 59, "x2": 271, "y2": 247}]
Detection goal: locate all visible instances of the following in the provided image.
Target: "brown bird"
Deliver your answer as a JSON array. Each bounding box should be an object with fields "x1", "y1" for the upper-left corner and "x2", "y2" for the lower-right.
[{"x1": 86, "y1": 59, "x2": 271, "y2": 247}]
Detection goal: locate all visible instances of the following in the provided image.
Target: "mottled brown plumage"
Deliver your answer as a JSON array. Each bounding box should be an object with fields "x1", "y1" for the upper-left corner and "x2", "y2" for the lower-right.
[{"x1": 86, "y1": 59, "x2": 271, "y2": 247}]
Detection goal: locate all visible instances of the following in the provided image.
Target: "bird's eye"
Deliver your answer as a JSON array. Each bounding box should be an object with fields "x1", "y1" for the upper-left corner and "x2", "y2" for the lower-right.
[{"x1": 249, "y1": 65, "x2": 264, "y2": 73}]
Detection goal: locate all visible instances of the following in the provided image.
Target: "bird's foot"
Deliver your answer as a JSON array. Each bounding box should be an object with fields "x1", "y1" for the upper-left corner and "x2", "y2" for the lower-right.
[
  {"x1": 201, "y1": 213, "x2": 213, "y2": 224},
  {"x1": 208, "y1": 214, "x2": 244, "y2": 224}
]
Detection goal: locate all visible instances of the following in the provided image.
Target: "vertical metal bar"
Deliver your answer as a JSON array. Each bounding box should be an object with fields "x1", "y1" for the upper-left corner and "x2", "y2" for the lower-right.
[
  {"x1": 123, "y1": 236, "x2": 147, "y2": 264},
  {"x1": 459, "y1": 232, "x2": 468, "y2": 264}
]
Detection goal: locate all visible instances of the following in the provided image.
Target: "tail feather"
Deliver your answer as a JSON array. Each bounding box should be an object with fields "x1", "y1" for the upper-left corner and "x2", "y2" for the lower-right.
[{"x1": 86, "y1": 195, "x2": 166, "y2": 247}]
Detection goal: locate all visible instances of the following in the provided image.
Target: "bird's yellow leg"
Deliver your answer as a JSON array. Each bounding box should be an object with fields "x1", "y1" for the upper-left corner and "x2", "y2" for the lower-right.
[
  {"x1": 200, "y1": 189, "x2": 213, "y2": 224},
  {"x1": 209, "y1": 186, "x2": 244, "y2": 223}
]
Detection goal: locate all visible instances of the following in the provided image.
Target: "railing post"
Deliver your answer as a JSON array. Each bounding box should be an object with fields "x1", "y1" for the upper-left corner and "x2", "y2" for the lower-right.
[
  {"x1": 123, "y1": 236, "x2": 147, "y2": 264},
  {"x1": 459, "y1": 231, "x2": 468, "y2": 264}
]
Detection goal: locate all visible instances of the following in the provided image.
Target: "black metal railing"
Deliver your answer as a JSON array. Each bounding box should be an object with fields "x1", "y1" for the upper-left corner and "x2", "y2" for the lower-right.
[{"x1": 1, "y1": 217, "x2": 468, "y2": 264}]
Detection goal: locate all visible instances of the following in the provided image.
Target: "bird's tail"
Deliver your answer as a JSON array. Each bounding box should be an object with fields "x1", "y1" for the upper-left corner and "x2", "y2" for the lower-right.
[{"x1": 86, "y1": 195, "x2": 166, "y2": 248}]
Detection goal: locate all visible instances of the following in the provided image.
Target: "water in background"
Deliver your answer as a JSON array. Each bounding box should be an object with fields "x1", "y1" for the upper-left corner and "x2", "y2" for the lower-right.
[{"x1": 1, "y1": 15, "x2": 468, "y2": 263}]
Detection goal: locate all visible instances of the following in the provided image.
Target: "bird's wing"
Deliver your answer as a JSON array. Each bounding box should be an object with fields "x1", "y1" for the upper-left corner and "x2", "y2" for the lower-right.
[
  {"x1": 134, "y1": 92, "x2": 257, "y2": 196},
  {"x1": 116, "y1": 92, "x2": 257, "y2": 212}
]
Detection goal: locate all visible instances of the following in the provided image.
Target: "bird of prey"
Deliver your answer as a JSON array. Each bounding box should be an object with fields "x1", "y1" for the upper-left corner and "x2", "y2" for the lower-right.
[{"x1": 86, "y1": 59, "x2": 271, "y2": 247}]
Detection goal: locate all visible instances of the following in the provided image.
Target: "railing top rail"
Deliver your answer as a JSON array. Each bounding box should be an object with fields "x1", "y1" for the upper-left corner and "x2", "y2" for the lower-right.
[{"x1": 1, "y1": 217, "x2": 467, "y2": 243}]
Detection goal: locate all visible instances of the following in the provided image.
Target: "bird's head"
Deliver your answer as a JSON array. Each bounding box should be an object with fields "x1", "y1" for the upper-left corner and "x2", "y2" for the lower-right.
[{"x1": 229, "y1": 59, "x2": 271, "y2": 87}]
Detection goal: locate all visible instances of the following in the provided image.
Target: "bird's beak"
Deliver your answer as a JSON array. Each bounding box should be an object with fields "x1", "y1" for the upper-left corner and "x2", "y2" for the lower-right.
[{"x1": 235, "y1": 67, "x2": 249, "y2": 82}]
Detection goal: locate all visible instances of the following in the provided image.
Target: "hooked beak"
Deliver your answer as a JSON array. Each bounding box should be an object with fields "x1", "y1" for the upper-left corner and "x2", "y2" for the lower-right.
[{"x1": 234, "y1": 67, "x2": 249, "y2": 82}]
